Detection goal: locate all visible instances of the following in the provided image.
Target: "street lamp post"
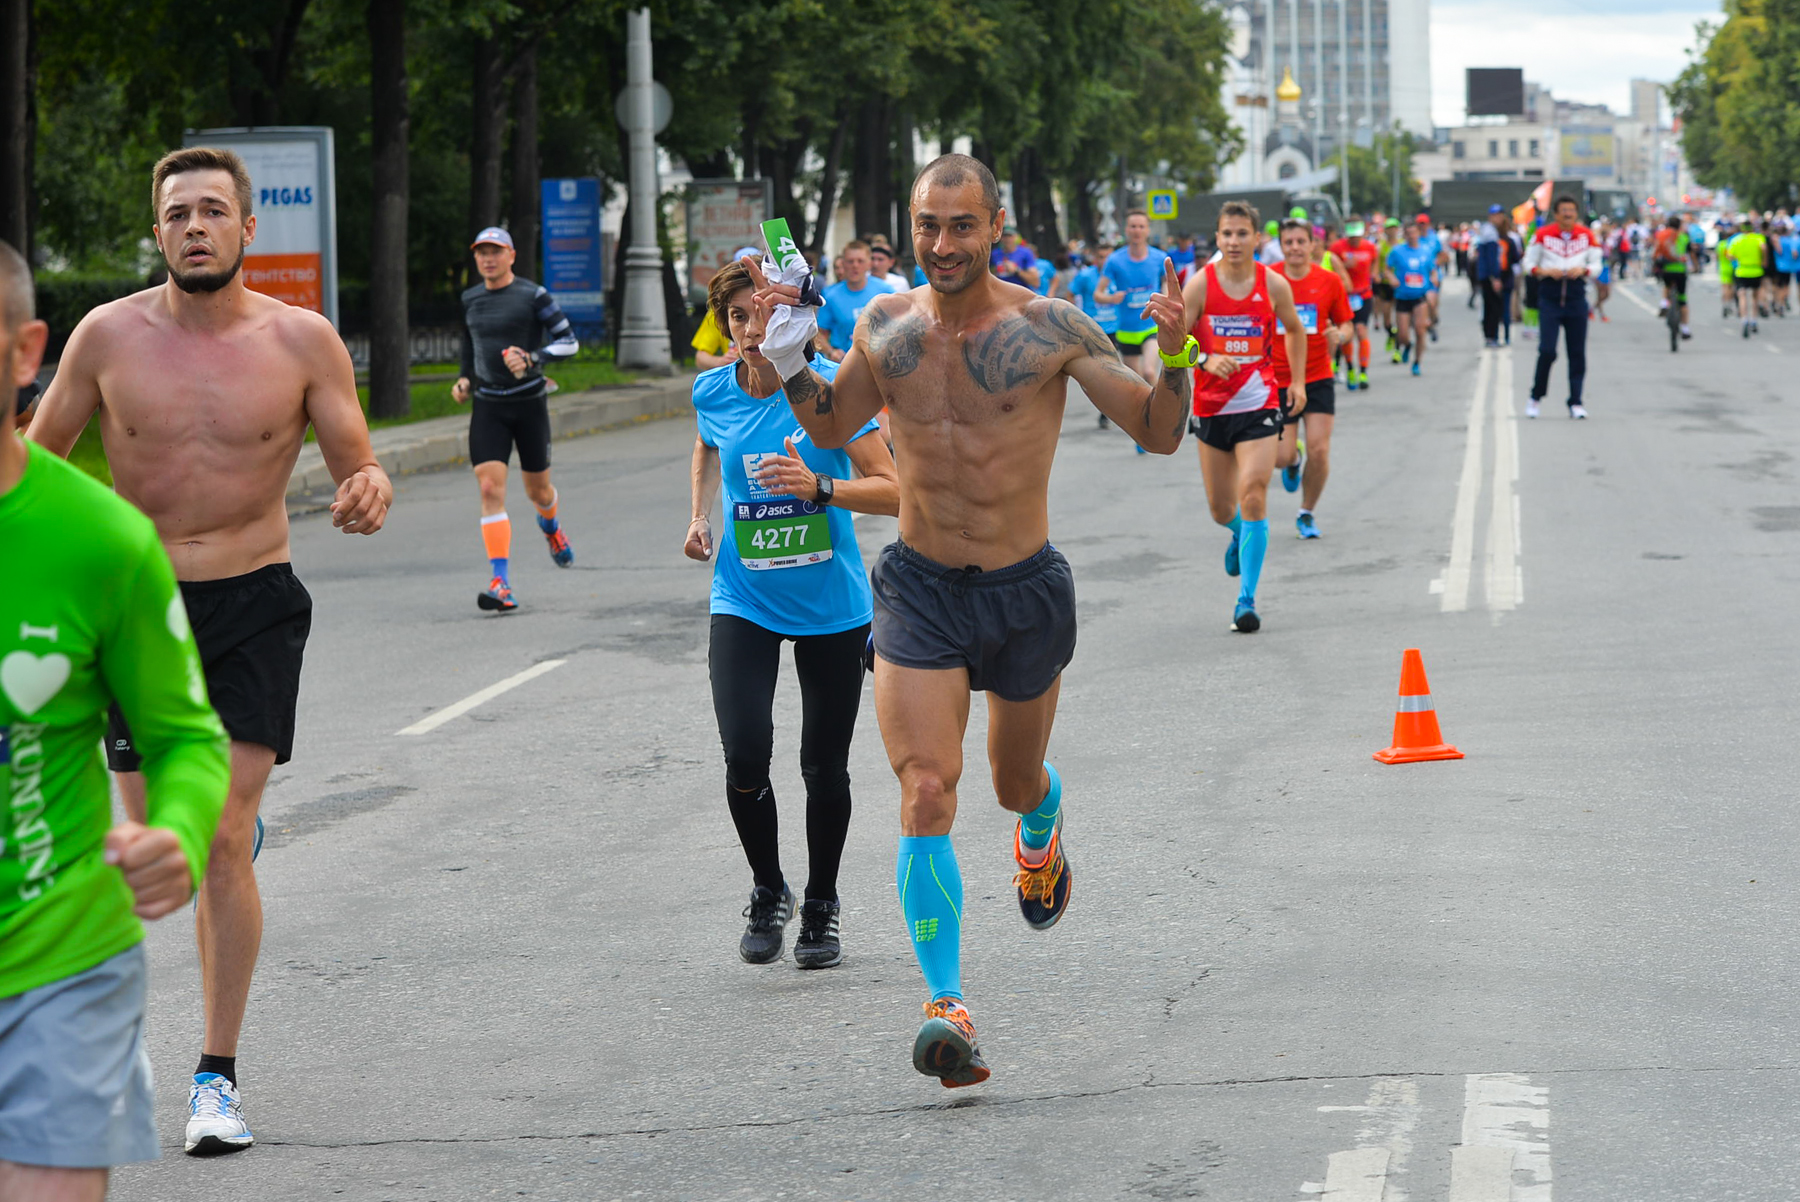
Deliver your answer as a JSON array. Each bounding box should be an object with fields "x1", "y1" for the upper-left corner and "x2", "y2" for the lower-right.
[{"x1": 617, "y1": 7, "x2": 671, "y2": 373}]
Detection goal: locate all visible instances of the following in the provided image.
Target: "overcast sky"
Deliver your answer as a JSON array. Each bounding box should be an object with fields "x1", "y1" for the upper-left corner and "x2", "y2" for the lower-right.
[{"x1": 1430, "y1": 0, "x2": 1723, "y2": 127}]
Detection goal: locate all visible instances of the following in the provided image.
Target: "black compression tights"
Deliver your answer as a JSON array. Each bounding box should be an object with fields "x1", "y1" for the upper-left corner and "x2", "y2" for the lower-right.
[{"x1": 708, "y1": 614, "x2": 869, "y2": 902}]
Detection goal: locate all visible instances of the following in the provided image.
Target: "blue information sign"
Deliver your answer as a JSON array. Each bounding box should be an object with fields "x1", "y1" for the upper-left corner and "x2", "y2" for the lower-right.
[{"x1": 541, "y1": 178, "x2": 605, "y2": 334}]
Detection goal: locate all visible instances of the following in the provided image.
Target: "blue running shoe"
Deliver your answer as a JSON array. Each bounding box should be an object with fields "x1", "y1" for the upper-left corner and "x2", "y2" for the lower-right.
[
  {"x1": 1135, "y1": 443, "x2": 1147, "y2": 454},
  {"x1": 543, "y1": 524, "x2": 574, "y2": 568},
  {"x1": 1232, "y1": 599, "x2": 1261, "y2": 633},
  {"x1": 1400, "y1": 343, "x2": 1411, "y2": 364},
  {"x1": 1224, "y1": 532, "x2": 1241, "y2": 577},
  {"x1": 1296, "y1": 512, "x2": 1321, "y2": 539},
  {"x1": 478, "y1": 577, "x2": 519, "y2": 613},
  {"x1": 1281, "y1": 458, "x2": 1301, "y2": 493},
  {"x1": 1411, "y1": 362, "x2": 1421, "y2": 376}
]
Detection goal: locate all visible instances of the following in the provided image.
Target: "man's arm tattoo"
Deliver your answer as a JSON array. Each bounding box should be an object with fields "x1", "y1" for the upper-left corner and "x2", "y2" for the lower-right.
[
  {"x1": 1149, "y1": 364, "x2": 1192, "y2": 438},
  {"x1": 783, "y1": 367, "x2": 834, "y2": 417},
  {"x1": 864, "y1": 304, "x2": 927, "y2": 378}
]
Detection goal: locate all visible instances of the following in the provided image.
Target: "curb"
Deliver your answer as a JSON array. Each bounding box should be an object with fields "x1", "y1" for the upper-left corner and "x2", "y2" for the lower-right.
[{"x1": 287, "y1": 372, "x2": 695, "y2": 511}]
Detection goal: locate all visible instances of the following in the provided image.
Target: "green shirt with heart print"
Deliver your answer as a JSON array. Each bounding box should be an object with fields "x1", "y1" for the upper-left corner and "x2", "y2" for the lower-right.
[{"x1": 0, "y1": 441, "x2": 229, "y2": 997}]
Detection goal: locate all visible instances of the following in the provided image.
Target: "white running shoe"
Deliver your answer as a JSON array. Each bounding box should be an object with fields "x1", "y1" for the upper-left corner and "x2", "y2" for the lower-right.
[
  {"x1": 1569, "y1": 404, "x2": 1589, "y2": 420},
  {"x1": 186, "y1": 1074, "x2": 254, "y2": 1154},
  {"x1": 1525, "y1": 400, "x2": 1541, "y2": 419}
]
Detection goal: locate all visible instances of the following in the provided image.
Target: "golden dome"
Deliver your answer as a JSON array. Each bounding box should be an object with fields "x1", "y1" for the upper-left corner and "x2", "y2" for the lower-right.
[{"x1": 1277, "y1": 67, "x2": 1302, "y2": 102}]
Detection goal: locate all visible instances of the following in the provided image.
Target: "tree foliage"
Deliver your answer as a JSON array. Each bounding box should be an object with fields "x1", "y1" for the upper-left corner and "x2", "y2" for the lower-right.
[{"x1": 1670, "y1": 0, "x2": 1800, "y2": 209}]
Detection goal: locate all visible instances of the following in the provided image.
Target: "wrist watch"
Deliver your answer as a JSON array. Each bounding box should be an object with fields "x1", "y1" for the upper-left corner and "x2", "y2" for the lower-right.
[
  {"x1": 1159, "y1": 334, "x2": 1202, "y2": 369},
  {"x1": 528, "y1": 349, "x2": 542, "y2": 367},
  {"x1": 813, "y1": 474, "x2": 836, "y2": 506}
]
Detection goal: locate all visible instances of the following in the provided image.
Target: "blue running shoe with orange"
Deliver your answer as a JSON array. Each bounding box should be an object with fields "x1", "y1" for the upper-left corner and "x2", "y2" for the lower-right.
[
  {"x1": 478, "y1": 577, "x2": 518, "y2": 613},
  {"x1": 1013, "y1": 811, "x2": 1072, "y2": 930},
  {"x1": 913, "y1": 998, "x2": 990, "y2": 1088},
  {"x1": 543, "y1": 523, "x2": 574, "y2": 567}
]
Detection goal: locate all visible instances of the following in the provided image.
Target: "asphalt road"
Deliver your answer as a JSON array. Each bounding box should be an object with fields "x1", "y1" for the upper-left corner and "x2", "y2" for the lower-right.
[{"x1": 113, "y1": 275, "x2": 1800, "y2": 1201}]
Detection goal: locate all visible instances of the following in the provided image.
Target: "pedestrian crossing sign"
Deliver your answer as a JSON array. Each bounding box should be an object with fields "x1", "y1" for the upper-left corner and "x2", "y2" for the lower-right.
[{"x1": 1148, "y1": 190, "x2": 1178, "y2": 219}]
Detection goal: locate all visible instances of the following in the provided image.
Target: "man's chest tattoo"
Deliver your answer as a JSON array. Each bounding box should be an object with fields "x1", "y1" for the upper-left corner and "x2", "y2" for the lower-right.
[{"x1": 960, "y1": 313, "x2": 1064, "y2": 395}]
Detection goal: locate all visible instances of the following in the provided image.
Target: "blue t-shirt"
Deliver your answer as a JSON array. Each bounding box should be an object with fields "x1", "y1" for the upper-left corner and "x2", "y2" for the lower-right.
[
  {"x1": 1070, "y1": 264, "x2": 1119, "y2": 333},
  {"x1": 1102, "y1": 247, "x2": 1170, "y2": 337},
  {"x1": 1034, "y1": 257, "x2": 1056, "y2": 297},
  {"x1": 1169, "y1": 244, "x2": 1197, "y2": 271},
  {"x1": 1776, "y1": 234, "x2": 1800, "y2": 274},
  {"x1": 1418, "y1": 231, "x2": 1445, "y2": 281},
  {"x1": 692, "y1": 357, "x2": 880, "y2": 637},
  {"x1": 1389, "y1": 244, "x2": 1437, "y2": 300},
  {"x1": 817, "y1": 278, "x2": 893, "y2": 352},
  {"x1": 911, "y1": 264, "x2": 928, "y2": 288}
]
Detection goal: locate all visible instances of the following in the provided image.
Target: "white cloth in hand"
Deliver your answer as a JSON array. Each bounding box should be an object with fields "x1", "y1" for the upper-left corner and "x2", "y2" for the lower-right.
[{"x1": 759, "y1": 255, "x2": 820, "y2": 380}]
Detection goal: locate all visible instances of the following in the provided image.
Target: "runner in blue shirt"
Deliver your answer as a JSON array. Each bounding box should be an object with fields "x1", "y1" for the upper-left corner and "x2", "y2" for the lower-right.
[
  {"x1": 1416, "y1": 217, "x2": 1449, "y2": 339},
  {"x1": 1094, "y1": 210, "x2": 1172, "y2": 389},
  {"x1": 1069, "y1": 247, "x2": 1119, "y2": 337},
  {"x1": 685, "y1": 257, "x2": 900, "y2": 971},
  {"x1": 1385, "y1": 223, "x2": 1439, "y2": 375},
  {"x1": 1773, "y1": 221, "x2": 1800, "y2": 317},
  {"x1": 815, "y1": 240, "x2": 893, "y2": 362}
]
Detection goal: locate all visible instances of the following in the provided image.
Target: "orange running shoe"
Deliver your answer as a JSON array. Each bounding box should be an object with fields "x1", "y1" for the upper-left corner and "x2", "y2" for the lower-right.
[
  {"x1": 1012, "y1": 812, "x2": 1072, "y2": 930},
  {"x1": 477, "y1": 577, "x2": 519, "y2": 613},
  {"x1": 912, "y1": 998, "x2": 990, "y2": 1088},
  {"x1": 543, "y1": 525, "x2": 574, "y2": 567}
]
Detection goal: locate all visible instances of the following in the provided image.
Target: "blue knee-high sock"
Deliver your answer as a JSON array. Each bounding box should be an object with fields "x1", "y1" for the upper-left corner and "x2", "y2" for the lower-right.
[
  {"x1": 1020, "y1": 762, "x2": 1062, "y2": 851},
  {"x1": 896, "y1": 835, "x2": 963, "y2": 1002},
  {"x1": 1239, "y1": 518, "x2": 1269, "y2": 604},
  {"x1": 1224, "y1": 507, "x2": 1243, "y2": 536}
]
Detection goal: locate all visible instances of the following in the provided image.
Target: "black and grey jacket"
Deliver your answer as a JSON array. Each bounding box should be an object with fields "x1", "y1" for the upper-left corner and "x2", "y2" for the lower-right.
[{"x1": 459, "y1": 277, "x2": 579, "y2": 401}]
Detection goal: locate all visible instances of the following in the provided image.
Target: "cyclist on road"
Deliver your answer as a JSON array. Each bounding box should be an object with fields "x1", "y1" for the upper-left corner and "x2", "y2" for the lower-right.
[{"x1": 1652, "y1": 215, "x2": 1695, "y2": 340}]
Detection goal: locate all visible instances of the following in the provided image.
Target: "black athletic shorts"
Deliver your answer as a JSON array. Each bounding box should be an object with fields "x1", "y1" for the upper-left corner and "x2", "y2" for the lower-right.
[
  {"x1": 1110, "y1": 333, "x2": 1148, "y2": 358},
  {"x1": 1774, "y1": 271, "x2": 1792, "y2": 289},
  {"x1": 1373, "y1": 281, "x2": 1394, "y2": 301},
  {"x1": 1350, "y1": 293, "x2": 1372, "y2": 325},
  {"x1": 469, "y1": 395, "x2": 552, "y2": 472},
  {"x1": 1734, "y1": 277, "x2": 1764, "y2": 294},
  {"x1": 1394, "y1": 297, "x2": 1424, "y2": 314},
  {"x1": 107, "y1": 564, "x2": 312, "y2": 769},
  {"x1": 870, "y1": 540, "x2": 1076, "y2": 703},
  {"x1": 1189, "y1": 407, "x2": 1281, "y2": 452},
  {"x1": 1279, "y1": 378, "x2": 1336, "y2": 418}
]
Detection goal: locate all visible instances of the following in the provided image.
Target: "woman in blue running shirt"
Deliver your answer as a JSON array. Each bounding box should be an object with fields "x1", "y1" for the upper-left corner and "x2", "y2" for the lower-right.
[{"x1": 684, "y1": 258, "x2": 899, "y2": 971}]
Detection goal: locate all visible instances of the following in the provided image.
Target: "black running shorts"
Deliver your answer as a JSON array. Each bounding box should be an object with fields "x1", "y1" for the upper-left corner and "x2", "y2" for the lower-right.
[
  {"x1": 469, "y1": 395, "x2": 552, "y2": 472},
  {"x1": 1280, "y1": 378, "x2": 1336, "y2": 417},
  {"x1": 1373, "y1": 281, "x2": 1394, "y2": 301},
  {"x1": 107, "y1": 564, "x2": 312, "y2": 769},
  {"x1": 1394, "y1": 297, "x2": 1423, "y2": 314},
  {"x1": 1110, "y1": 333, "x2": 1147, "y2": 358},
  {"x1": 1190, "y1": 407, "x2": 1281, "y2": 452},
  {"x1": 1734, "y1": 277, "x2": 1764, "y2": 294},
  {"x1": 870, "y1": 540, "x2": 1076, "y2": 703}
]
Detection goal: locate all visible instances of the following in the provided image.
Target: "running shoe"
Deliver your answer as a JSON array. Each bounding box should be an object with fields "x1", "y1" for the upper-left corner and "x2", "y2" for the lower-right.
[
  {"x1": 1013, "y1": 811, "x2": 1072, "y2": 930},
  {"x1": 1526, "y1": 400, "x2": 1540, "y2": 419},
  {"x1": 1400, "y1": 343, "x2": 1411, "y2": 364},
  {"x1": 1296, "y1": 512, "x2": 1320, "y2": 539},
  {"x1": 1429, "y1": 324, "x2": 1439, "y2": 341},
  {"x1": 1135, "y1": 443, "x2": 1147, "y2": 455},
  {"x1": 477, "y1": 578, "x2": 518, "y2": 613},
  {"x1": 912, "y1": 998, "x2": 990, "y2": 1088},
  {"x1": 1097, "y1": 413, "x2": 1110, "y2": 429},
  {"x1": 1224, "y1": 531, "x2": 1240, "y2": 577},
  {"x1": 738, "y1": 884, "x2": 793, "y2": 964},
  {"x1": 793, "y1": 898, "x2": 843, "y2": 969},
  {"x1": 1411, "y1": 362, "x2": 1421, "y2": 376},
  {"x1": 1231, "y1": 599, "x2": 1261, "y2": 633},
  {"x1": 185, "y1": 1074, "x2": 253, "y2": 1155},
  {"x1": 543, "y1": 526, "x2": 574, "y2": 568},
  {"x1": 863, "y1": 631, "x2": 876, "y2": 673},
  {"x1": 1281, "y1": 457, "x2": 1301, "y2": 493},
  {"x1": 1570, "y1": 404, "x2": 1588, "y2": 420}
]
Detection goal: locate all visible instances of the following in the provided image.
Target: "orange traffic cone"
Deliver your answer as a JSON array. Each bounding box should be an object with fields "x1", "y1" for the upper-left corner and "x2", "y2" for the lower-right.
[{"x1": 1373, "y1": 648, "x2": 1464, "y2": 764}]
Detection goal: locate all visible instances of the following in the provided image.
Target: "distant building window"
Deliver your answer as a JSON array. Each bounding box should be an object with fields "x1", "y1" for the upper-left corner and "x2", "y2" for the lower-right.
[
  {"x1": 1508, "y1": 139, "x2": 1519, "y2": 158},
  {"x1": 1488, "y1": 139, "x2": 1499, "y2": 158},
  {"x1": 1453, "y1": 141, "x2": 1465, "y2": 160},
  {"x1": 1529, "y1": 139, "x2": 1540, "y2": 157}
]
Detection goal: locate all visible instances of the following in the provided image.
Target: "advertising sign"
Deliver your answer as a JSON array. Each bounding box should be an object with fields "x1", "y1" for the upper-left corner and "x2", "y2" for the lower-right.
[
  {"x1": 186, "y1": 127, "x2": 338, "y2": 327},
  {"x1": 1560, "y1": 128, "x2": 1616, "y2": 179},
  {"x1": 687, "y1": 179, "x2": 774, "y2": 296},
  {"x1": 541, "y1": 177, "x2": 605, "y2": 332}
]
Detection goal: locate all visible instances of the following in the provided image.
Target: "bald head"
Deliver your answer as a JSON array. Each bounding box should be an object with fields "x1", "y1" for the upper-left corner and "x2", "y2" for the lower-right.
[
  {"x1": 912, "y1": 154, "x2": 1001, "y2": 218},
  {"x1": 0, "y1": 240, "x2": 31, "y2": 334}
]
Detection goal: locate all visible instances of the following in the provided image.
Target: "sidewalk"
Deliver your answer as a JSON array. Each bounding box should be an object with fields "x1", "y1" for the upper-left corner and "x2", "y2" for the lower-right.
[{"x1": 287, "y1": 372, "x2": 696, "y2": 511}]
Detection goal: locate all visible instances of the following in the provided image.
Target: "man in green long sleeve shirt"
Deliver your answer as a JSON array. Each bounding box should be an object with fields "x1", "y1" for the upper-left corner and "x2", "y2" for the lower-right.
[{"x1": 0, "y1": 241, "x2": 229, "y2": 1198}]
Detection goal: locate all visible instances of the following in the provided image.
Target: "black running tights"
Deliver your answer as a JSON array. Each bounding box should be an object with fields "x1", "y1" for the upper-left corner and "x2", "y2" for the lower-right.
[{"x1": 708, "y1": 613, "x2": 869, "y2": 902}]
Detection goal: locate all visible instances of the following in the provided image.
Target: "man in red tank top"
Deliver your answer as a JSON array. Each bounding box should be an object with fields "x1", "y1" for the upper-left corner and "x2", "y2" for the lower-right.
[
  {"x1": 1270, "y1": 219, "x2": 1353, "y2": 540},
  {"x1": 1328, "y1": 222, "x2": 1378, "y2": 390},
  {"x1": 1178, "y1": 200, "x2": 1309, "y2": 634}
]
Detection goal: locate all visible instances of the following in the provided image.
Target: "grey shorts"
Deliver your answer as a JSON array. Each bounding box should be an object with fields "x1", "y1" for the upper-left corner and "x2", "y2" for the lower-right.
[
  {"x1": 870, "y1": 540, "x2": 1076, "y2": 702},
  {"x1": 0, "y1": 945, "x2": 158, "y2": 1169}
]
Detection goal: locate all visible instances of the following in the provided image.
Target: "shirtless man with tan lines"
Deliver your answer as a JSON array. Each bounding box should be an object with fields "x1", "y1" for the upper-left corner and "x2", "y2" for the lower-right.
[
  {"x1": 28, "y1": 146, "x2": 391, "y2": 1154},
  {"x1": 741, "y1": 153, "x2": 1193, "y2": 1087}
]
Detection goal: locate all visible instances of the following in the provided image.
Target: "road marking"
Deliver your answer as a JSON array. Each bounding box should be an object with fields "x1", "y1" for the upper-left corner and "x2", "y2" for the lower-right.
[
  {"x1": 395, "y1": 659, "x2": 567, "y2": 736},
  {"x1": 1456, "y1": 1072, "x2": 1553, "y2": 1202},
  {"x1": 1320, "y1": 1147, "x2": 1390, "y2": 1201},
  {"x1": 1615, "y1": 283, "x2": 1659, "y2": 316},
  {"x1": 1768, "y1": 343, "x2": 1782, "y2": 354},
  {"x1": 1487, "y1": 351, "x2": 1522, "y2": 614},
  {"x1": 1437, "y1": 350, "x2": 1491, "y2": 611}
]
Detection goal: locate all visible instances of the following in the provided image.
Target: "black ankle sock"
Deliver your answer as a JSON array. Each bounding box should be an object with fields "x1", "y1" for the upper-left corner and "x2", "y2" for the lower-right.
[{"x1": 196, "y1": 1054, "x2": 237, "y2": 1087}]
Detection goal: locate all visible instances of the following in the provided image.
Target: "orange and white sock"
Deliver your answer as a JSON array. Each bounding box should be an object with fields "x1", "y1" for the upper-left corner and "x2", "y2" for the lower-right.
[{"x1": 481, "y1": 512, "x2": 511, "y2": 583}]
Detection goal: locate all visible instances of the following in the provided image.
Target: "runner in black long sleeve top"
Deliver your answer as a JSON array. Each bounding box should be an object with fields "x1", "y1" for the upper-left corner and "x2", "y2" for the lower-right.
[{"x1": 453, "y1": 227, "x2": 580, "y2": 611}]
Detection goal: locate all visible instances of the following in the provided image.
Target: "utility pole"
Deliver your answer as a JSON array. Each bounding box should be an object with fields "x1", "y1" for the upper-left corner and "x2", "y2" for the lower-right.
[
  {"x1": 1337, "y1": 0, "x2": 1350, "y2": 214},
  {"x1": 1390, "y1": 122, "x2": 1401, "y2": 216},
  {"x1": 617, "y1": 8, "x2": 671, "y2": 373}
]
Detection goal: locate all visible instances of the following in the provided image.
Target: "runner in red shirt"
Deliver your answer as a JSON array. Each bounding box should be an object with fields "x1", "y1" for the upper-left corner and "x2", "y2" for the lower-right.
[
  {"x1": 1328, "y1": 221, "x2": 1379, "y2": 391},
  {"x1": 1270, "y1": 219, "x2": 1353, "y2": 540},
  {"x1": 1179, "y1": 199, "x2": 1309, "y2": 634}
]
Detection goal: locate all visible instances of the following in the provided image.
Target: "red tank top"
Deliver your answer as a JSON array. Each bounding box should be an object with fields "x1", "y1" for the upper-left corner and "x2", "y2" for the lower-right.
[{"x1": 1192, "y1": 262, "x2": 1277, "y2": 418}]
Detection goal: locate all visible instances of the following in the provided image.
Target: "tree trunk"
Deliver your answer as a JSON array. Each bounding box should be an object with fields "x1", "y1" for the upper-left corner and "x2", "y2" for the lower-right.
[
  {"x1": 1014, "y1": 146, "x2": 1061, "y2": 253},
  {"x1": 969, "y1": 139, "x2": 996, "y2": 173},
  {"x1": 1068, "y1": 175, "x2": 1097, "y2": 244},
  {"x1": 468, "y1": 34, "x2": 508, "y2": 239},
  {"x1": 808, "y1": 104, "x2": 851, "y2": 255},
  {"x1": 772, "y1": 125, "x2": 809, "y2": 236},
  {"x1": 368, "y1": 0, "x2": 410, "y2": 420},
  {"x1": 509, "y1": 42, "x2": 539, "y2": 280},
  {"x1": 852, "y1": 97, "x2": 891, "y2": 242},
  {"x1": 0, "y1": 0, "x2": 29, "y2": 257},
  {"x1": 892, "y1": 108, "x2": 915, "y2": 252}
]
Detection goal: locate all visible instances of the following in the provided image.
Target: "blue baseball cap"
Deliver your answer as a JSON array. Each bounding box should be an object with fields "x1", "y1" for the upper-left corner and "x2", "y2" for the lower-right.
[
  {"x1": 1488, "y1": 204, "x2": 1505, "y2": 214},
  {"x1": 470, "y1": 226, "x2": 514, "y2": 250}
]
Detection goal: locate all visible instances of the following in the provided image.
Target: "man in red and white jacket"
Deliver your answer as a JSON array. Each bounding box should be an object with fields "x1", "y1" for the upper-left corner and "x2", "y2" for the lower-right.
[{"x1": 1522, "y1": 195, "x2": 1604, "y2": 419}]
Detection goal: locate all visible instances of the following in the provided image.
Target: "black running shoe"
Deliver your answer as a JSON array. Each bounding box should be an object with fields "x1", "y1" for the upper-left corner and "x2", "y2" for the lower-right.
[
  {"x1": 738, "y1": 884, "x2": 793, "y2": 964},
  {"x1": 1012, "y1": 812, "x2": 1072, "y2": 930},
  {"x1": 793, "y1": 898, "x2": 843, "y2": 969}
]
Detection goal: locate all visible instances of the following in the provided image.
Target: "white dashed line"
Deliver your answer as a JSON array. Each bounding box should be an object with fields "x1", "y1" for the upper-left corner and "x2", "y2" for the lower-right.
[
  {"x1": 1487, "y1": 352, "x2": 1522, "y2": 614},
  {"x1": 1436, "y1": 351, "x2": 1491, "y2": 611},
  {"x1": 1454, "y1": 1073, "x2": 1553, "y2": 1202},
  {"x1": 395, "y1": 659, "x2": 567, "y2": 736}
]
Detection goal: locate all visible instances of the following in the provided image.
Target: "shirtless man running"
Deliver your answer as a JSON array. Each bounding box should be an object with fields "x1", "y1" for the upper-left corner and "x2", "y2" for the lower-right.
[
  {"x1": 28, "y1": 146, "x2": 391, "y2": 1153},
  {"x1": 742, "y1": 154, "x2": 1192, "y2": 1087}
]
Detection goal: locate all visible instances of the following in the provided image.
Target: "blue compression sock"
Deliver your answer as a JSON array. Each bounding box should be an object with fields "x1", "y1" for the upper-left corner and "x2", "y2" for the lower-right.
[
  {"x1": 1238, "y1": 518, "x2": 1269, "y2": 604},
  {"x1": 897, "y1": 835, "x2": 963, "y2": 1002},
  {"x1": 1020, "y1": 763, "x2": 1062, "y2": 851},
  {"x1": 1225, "y1": 507, "x2": 1243, "y2": 536},
  {"x1": 489, "y1": 557, "x2": 509, "y2": 584}
]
